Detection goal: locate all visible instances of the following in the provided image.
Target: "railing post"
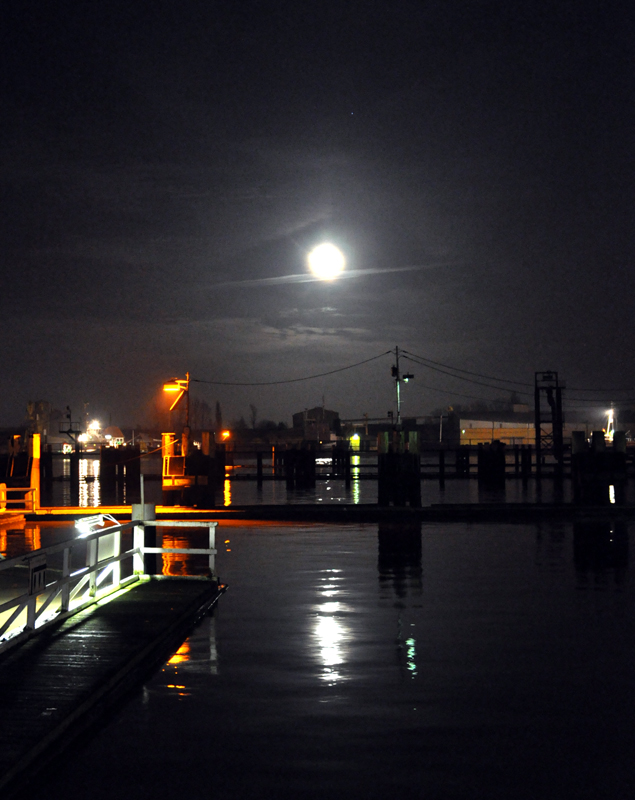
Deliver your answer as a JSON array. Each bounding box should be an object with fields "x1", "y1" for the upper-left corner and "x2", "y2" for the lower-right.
[
  {"x1": 132, "y1": 503, "x2": 157, "y2": 576},
  {"x1": 132, "y1": 505, "x2": 145, "y2": 576},
  {"x1": 88, "y1": 538, "x2": 98, "y2": 597},
  {"x1": 208, "y1": 523, "x2": 217, "y2": 578},
  {"x1": 26, "y1": 554, "x2": 46, "y2": 629},
  {"x1": 60, "y1": 546, "x2": 71, "y2": 611},
  {"x1": 112, "y1": 529, "x2": 121, "y2": 587},
  {"x1": 26, "y1": 596, "x2": 36, "y2": 630}
]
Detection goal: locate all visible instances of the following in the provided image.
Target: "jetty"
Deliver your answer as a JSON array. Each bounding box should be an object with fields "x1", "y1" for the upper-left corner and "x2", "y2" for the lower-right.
[{"x1": 0, "y1": 510, "x2": 225, "y2": 798}]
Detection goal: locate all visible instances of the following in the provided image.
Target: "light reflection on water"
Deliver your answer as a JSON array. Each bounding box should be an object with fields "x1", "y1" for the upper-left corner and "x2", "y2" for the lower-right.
[
  {"x1": 21, "y1": 521, "x2": 635, "y2": 799},
  {"x1": 314, "y1": 569, "x2": 349, "y2": 683},
  {"x1": 36, "y1": 449, "x2": 635, "y2": 508},
  {"x1": 78, "y1": 458, "x2": 100, "y2": 507},
  {"x1": 314, "y1": 613, "x2": 348, "y2": 683}
]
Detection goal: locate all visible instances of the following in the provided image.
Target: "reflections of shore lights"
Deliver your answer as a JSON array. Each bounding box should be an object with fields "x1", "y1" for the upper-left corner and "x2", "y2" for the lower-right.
[
  {"x1": 224, "y1": 479, "x2": 231, "y2": 506},
  {"x1": 351, "y1": 455, "x2": 360, "y2": 504},
  {"x1": 314, "y1": 569, "x2": 349, "y2": 683},
  {"x1": 79, "y1": 459, "x2": 100, "y2": 507},
  {"x1": 406, "y1": 636, "x2": 417, "y2": 677}
]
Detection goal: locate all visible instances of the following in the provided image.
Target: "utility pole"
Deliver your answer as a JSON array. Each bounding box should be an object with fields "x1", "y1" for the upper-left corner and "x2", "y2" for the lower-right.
[{"x1": 391, "y1": 346, "x2": 414, "y2": 429}]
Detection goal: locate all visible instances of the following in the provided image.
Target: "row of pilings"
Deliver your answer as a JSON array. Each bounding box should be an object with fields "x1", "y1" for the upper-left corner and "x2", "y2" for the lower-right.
[
  {"x1": 39, "y1": 445, "x2": 143, "y2": 505},
  {"x1": 100, "y1": 446, "x2": 141, "y2": 504},
  {"x1": 571, "y1": 430, "x2": 628, "y2": 505},
  {"x1": 36, "y1": 431, "x2": 632, "y2": 508}
]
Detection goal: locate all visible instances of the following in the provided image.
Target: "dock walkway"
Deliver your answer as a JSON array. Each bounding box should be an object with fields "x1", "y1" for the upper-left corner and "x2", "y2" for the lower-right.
[{"x1": 0, "y1": 577, "x2": 225, "y2": 797}]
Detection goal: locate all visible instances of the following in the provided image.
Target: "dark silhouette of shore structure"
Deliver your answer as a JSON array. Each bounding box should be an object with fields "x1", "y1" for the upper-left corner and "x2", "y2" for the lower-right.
[{"x1": 17, "y1": 430, "x2": 634, "y2": 512}]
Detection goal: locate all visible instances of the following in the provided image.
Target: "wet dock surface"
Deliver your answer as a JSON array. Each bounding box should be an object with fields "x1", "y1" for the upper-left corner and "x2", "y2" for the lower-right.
[{"x1": 0, "y1": 577, "x2": 224, "y2": 797}]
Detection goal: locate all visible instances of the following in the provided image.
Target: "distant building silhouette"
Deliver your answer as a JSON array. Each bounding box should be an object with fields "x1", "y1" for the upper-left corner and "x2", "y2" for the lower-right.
[{"x1": 292, "y1": 407, "x2": 340, "y2": 443}]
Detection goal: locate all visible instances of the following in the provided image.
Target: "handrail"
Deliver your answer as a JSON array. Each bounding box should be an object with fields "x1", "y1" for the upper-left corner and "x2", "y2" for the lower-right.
[{"x1": 0, "y1": 517, "x2": 218, "y2": 656}]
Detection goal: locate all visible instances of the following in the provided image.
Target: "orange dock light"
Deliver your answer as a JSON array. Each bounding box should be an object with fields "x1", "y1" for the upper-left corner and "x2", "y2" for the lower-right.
[
  {"x1": 163, "y1": 374, "x2": 190, "y2": 415},
  {"x1": 221, "y1": 430, "x2": 231, "y2": 440}
]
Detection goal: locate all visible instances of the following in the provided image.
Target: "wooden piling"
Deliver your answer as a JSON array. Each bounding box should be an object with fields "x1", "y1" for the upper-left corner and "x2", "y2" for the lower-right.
[
  {"x1": 477, "y1": 441, "x2": 506, "y2": 488},
  {"x1": 377, "y1": 451, "x2": 421, "y2": 507},
  {"x1": 100, "y1": 447, "x2": 117, "y2": 504},
  {"x1": 455, "y1": 446, "x2": 470, "y2": 477},
  {"x1": 123, "y1": 446, "x2": 141, "y2": 504},
  {"x1": 521, "y1": 446, "x2": 532, "y2": 482},
  {"x1": 69, "y1": 449, "x2": 80, "y2": 504},
  {"x1": 256, "y1": 452, "x2": 263, "y2": 488}
]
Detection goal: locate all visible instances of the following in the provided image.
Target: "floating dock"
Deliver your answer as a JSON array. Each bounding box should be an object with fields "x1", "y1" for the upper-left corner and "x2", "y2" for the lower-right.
[
  {"x1": 0, "y1": 577, "x2": 225, "y2": 798},
  {"x1": 16, "y1": 501, "x2": 635, "y2": 524}
]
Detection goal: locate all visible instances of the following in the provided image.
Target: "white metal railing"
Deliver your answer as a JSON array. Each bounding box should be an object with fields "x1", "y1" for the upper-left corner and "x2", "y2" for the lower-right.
[{"x1": 0, "y1": 516, "x2": 218, "y2": 656}]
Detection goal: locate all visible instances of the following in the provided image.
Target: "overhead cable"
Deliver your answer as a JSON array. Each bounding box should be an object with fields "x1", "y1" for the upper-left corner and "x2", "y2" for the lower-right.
[
  {"x1": 400, "y1": 353, "x2": 534, "y2": 397},
  {"x1": 401, "y1": 349, "x2": 534, "y2": 388},
  {"x1": 402, "y1": 349, "x2": 635, "y2": 402},
  {"x1": 191, "y1": 351, "x2": 392, "y2": 387}
]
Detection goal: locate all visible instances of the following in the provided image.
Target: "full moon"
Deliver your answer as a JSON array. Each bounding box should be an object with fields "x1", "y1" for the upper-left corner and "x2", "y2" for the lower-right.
[{"x1": 307, "y1": 243, "x2": 346, "y2": 281}]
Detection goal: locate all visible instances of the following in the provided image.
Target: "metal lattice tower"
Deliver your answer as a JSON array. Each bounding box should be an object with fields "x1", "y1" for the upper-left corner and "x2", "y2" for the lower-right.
[{"x1": 534, "y1": 371, "x2": 564, "y2": 474}]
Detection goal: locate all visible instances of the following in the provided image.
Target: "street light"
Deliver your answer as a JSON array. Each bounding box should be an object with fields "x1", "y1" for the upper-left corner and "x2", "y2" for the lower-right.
[
  {"x1": 163, "y1": 373, "x2": 190, "y2": 427},
  {"x1": 163, "y1": 373, "x2": 191, "y2": 456},
  {"x1": 391, "y1": 347, "x2": 414, "y2": 428}
]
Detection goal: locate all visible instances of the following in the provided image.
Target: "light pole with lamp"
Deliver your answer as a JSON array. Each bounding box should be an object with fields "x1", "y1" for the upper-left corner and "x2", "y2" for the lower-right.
[
  {"x1": 163, "y1": 372, "x2": 190, "y2": 455},
  {"x1": 391, "y1": 346, "x2": 414, "y2": 429}
]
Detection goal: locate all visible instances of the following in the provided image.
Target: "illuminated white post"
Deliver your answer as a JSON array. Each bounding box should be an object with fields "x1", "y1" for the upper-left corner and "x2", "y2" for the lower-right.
[{"x1": 208, "y1": 522, "x2": 217, "y2": 578}]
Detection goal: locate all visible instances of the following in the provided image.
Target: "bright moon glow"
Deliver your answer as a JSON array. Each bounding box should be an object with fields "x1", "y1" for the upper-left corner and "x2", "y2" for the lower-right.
[{"x1": 307, "y1": 243, "x2": 346, "y2": 281}]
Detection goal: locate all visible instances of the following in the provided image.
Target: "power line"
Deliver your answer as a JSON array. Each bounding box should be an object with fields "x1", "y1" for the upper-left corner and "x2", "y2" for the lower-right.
[
  {"x1": 400, "y1": 353, "x2": 534, "y2": 397},
  {"x1": 191, "y1": 351, "x2": 392, "y2": 387},
  {"x1": 402, "y1": 349, "x2": 635, "y2": 403},
  {"x1": 401, "y1": 349, "x2": 534, "y2": 388}
]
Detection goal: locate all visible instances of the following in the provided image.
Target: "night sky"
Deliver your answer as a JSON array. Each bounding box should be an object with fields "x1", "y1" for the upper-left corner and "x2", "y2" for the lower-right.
[{"x1": 3, "y1": 1, "x2": 635, "y2": 428}]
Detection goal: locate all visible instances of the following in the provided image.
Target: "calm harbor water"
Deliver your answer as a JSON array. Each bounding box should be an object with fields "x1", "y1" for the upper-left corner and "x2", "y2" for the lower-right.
[
  {"x1": 29, "y1": 518, "x2": 635, "y2": 800},
  {"x1": 43, "y1": 451, "x2": 594, "y2": 507}
]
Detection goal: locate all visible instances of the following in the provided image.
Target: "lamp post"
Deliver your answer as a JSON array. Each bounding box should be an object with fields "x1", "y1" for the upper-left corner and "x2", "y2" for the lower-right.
[
  {"x1": 163, "y1": 372, "x2": 190, "y2": 453},
  {"x1": 391, "y1": 347, "x2": 414, "y2": 428}
]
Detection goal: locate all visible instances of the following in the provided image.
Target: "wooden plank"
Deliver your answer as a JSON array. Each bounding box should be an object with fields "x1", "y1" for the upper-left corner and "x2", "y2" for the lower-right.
[{"x1": 0, "y1": 577, "x2": 225, "y2": 797}]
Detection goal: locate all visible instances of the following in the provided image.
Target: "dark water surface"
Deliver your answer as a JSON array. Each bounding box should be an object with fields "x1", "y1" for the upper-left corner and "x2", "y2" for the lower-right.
[
  {"x1": 43, "y1": 452, "x2": 604, "y2": 507},
  {"x1": 38, "y1": 521, "x2": 635, "y2": 799}
]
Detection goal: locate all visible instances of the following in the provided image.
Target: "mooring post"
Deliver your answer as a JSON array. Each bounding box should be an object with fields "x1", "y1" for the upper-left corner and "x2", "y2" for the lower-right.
[
  {"x1": 124, "y1": 446, "x2": 141, "y2": 504},
  {"x1": 257, "y1": 451, "x2": 263, "y2": 488},
  {"x1": 520, "y1": 446, "x2": 531, "y2": 483},
  {"x1": 285, "y1": 449, "x2": 296, "y2": 488},
  {"x1": 42, "y1": 444, "x2": 53, "y2": 490},
  {"x1": 100, "y1": 446, "x2": 116, "y2": 505},
  {"x1": 70, "y1": 447, "x2": 80, "y2": 504}
]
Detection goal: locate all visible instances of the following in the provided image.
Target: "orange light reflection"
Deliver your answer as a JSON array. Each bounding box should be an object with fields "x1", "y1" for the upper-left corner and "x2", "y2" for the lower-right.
[{"x1": 167, "y1": 641, "x2": 191, "y2": 665}]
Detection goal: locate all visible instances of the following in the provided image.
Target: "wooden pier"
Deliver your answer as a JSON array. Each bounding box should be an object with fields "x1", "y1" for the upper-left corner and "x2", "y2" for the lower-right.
[{"x1": 0, "y1": 576, "x2": 225, "y2": 798}]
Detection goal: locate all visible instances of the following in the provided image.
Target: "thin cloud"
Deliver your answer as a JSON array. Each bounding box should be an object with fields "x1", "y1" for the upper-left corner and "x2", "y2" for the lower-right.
[{"x1": 212, "y1": 261, "x2": 457, "y2": 289}]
